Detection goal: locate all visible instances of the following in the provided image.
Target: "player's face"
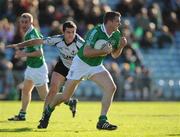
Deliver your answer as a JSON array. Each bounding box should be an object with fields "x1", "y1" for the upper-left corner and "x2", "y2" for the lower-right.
[
  {"x1": 20, "y1": 17, "x2": 31, "y2": 33},
  {"x1": 64, "y1": 27, "x2": 76, "y2": 44},
  {"x1": 111, "y1": 16, "x2": 121, "y2": 31}
]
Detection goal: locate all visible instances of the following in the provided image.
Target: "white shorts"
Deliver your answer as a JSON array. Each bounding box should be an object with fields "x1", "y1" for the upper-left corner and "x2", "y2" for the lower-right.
[
  {"x1": 67, "y1": 56, "x2": 107, "y2": 80},
  {"x1": 24, "y1": 63, "x2": 49, "y2": 86}
]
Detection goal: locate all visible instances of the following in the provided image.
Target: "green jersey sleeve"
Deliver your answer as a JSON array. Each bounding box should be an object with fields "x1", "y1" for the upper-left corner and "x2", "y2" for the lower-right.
[{"x1": 85, "y1": 28, "x2": 99, "y2": 48}]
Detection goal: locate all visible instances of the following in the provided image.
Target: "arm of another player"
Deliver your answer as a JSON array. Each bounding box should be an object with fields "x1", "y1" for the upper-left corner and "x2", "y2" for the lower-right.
[
  {"x1": 15, "y1": 50, "x2": 43, "y2": 58},
  {"x1": 6, "y1": 38, "x2": 43, "y2": 48},
  {"x1": 111, "y1": 37, "x2": 127, "y2": 59}
]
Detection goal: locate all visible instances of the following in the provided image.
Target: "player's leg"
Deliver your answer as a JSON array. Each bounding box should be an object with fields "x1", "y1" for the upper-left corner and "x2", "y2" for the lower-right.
[
  {"x1": 8, "y1": 79, "x2": 34, "y2": 121},
  {"x1": 37, "y1": 79, "x2": 80, "y2": 128},
  {"x1": 50, "y1": 79, "x2": 80, "y2": 108},
  {"x1": 52, "y1": 60, "x2": 78, "y2": 117},
  {"x1": 90, "y1": 70, "x2": 117, "y2": 130},
  {"x1": 36, "y1": 83, "x2": 49, "y2": 122},
  {"x1": 44, "y1": 71, "x2": 65, "y2": 109},
  {"x1": 36, "y1": 83, "x2": 49, "y2": 100},
  {"x1": 38, "y1": 56, "x2": 83, "y2": 128},
  {"x1": 62, "y1": 84, "x2": 78, "y2": 118},
  {"x1": 64, "y1": 97, "x2": 78, "y2": 117},
  {"x1": 21, "y1": 80, "x2": 35, "y2": 112}
]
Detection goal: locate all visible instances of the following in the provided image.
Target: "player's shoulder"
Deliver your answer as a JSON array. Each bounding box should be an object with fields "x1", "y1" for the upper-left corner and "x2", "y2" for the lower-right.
[
  {"x1": 75, "y1": 34, "x2": 85, "y2": 43},
  {"x1": 44, "y1": 34, "x2": 64, "y2": 41},
  {"x1": 95, "y1": 24, "x2": 101, "y2": 29},
  {"x1": 31, "y1": 27, "x2": 40, "y2": 35},
  {"x1": 28, "y1": 27, "x2": 42, "y2": 39},
  {"x1": 93, "y1": 24, "x2": 102, "y2": 32},
  {"x1": 86, "y1": 24, "x2": 101, "y2": 37}
]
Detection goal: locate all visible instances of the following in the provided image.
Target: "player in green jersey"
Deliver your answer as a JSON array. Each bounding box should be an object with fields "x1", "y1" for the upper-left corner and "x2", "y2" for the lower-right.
[
  {"x1": 8, "y1": 13, "x2": 49, "y2": 121},
  {"x1": 38, "y1": 11, "x2": 127, "y2": 130},
  {"x1": 7, "y1": 21, "x2": 84, "y2": 118}
]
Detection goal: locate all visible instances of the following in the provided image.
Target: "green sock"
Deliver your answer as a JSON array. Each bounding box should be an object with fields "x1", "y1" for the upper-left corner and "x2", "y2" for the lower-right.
[
  {"x1": 98, "y1": 115, "x2": 107, "y2": 123},
  {"x1": 19, "y1": 109, "x2": 26, "y2": 118}
]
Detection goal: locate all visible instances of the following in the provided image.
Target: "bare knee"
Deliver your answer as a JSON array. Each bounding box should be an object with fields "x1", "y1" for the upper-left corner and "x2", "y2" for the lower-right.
[
  {"x1": 113, "y1": 84, "x2": 117, "y2": 92},
  {"x1": 38, "y1": 88, "x2": 48, "y2": 101},
  {"x1": 47, "y1": 87, "x2": 58, "y2": 98},
  {"x1": 22, "y1": 89, "x2": 31, "y2": 96},
  {"x1": 111, "y1": 84, "x2": 117, "y2": 94},
  {"x1": 39, "y1": 91, "x2": 48, "y2": 100},
  {"x1": 103, "y1": 84, "x2": 117, "y2": 96},
  {"x1": 45, "y1": 83, "x2": 59, "y2": 98},
  {"x1": 105, "y1": 84, "x2": 117, "y2": 95}
]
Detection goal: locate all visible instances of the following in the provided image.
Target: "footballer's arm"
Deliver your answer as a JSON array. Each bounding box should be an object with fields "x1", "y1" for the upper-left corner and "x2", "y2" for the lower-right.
[
  {"x1": 83, "y1": 46, "x2": 107, "y2": 57},
  {"x1": 6, "y1": 38, "x2": 43, "y2": 49},
  {"x1": 83, "y1": 44, "x2": 112, "y2": 57},
  {"x1": 111, "y1": 37, "x2": 127, "y2": 59},
  {"x1": 15, "y1": 50, "x2": 43, "y2": 58}
]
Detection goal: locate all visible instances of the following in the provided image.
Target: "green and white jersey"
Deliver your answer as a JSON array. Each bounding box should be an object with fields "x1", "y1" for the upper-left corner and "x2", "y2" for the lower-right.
[
  {"x1": 24, "y1": 25, "x2": 44, "y2": 68},
  {"x1": 77, "y1": 24, "x2": 121, "y2": 66}
]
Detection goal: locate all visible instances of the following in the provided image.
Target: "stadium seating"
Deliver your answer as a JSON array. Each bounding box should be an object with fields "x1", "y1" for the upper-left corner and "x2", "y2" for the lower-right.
[{"x1": 140, "y1": 33, "x2": 180, "y2": 99}]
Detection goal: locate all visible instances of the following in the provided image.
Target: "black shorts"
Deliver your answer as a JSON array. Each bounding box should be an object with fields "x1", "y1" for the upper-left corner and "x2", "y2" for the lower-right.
[{"x1": 53, "y1": 60, "x2": 69, "y2": 77}]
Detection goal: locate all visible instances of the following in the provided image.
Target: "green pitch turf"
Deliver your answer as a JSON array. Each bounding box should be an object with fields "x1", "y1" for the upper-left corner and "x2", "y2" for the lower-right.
[{"x1": 0, "y1": 101, "x2": 180, "y2": 137}]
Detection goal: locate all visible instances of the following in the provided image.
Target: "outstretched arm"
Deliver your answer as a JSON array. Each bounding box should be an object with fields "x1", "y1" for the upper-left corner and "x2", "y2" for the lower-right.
[
  {"x1": 15, "y1": 50, "x2": 43, "y2": 58},
  {"x1": 6, "y1": 38, "x2": 43, "y2": 48},
  {"x1": 111, "y1": 37, "x2": 127, "y2": 59}
]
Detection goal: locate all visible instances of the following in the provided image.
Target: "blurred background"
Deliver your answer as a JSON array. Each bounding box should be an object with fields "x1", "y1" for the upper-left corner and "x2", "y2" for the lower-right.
[{"x1": 0, "y1": 0, "x2": 179, "y2": 101}]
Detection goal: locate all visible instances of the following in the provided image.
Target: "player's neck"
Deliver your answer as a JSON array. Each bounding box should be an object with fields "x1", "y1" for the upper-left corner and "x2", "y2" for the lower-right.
[{"x1": 104, "y1": 24, "x2": 113, "y2": 36}]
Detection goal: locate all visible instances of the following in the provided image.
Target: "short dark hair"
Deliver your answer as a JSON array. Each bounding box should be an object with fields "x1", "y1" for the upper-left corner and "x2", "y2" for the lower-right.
[
  {"x1": 103, "y1": 11, "x2": 121, "y2": 24},
  {"x1": 62, "y1": 21, "x2": 77, "y2": 32}
]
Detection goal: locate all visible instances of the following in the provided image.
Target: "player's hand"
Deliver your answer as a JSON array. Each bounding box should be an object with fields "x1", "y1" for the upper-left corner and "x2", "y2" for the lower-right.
[
  {"x1": 120, "y1": 37, "x2": 127, "y2": 48},
  {"x1": 15, "y1": 50, "x2": 27, "y2": 58},
  {"x1": 103, "y1": 43, "x2": 113, "y2": 54},
  {"x1": 6, "y1": 44, "x2": 17, "y2": 48}
]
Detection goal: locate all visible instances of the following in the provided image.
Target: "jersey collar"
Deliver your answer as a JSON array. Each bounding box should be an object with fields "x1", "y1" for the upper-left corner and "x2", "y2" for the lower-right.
[
  {"x1": 101, "y1": 23, "x2": 113, "y2": 38},
  {"x1": 25, "y1": 25, "x2": 34, "y2": 36},
  {"x1": 62, "y1": 34, "x2": 77, "y2": 46}
]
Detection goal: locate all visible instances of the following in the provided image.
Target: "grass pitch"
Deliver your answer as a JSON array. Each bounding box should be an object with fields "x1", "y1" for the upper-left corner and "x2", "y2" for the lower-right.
[{"x1": 0, "y1": 101, "x2": 180, "y2": 137}]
